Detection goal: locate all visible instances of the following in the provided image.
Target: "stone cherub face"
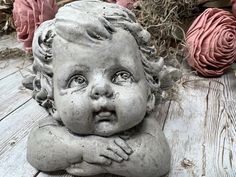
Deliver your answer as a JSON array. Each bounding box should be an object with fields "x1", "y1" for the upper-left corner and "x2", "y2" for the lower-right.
[
  {"x1": 53, "y1": 29, "x2": 152, "y2": 136},
  {"x1": 30, "y1": 0, "x2": 172, "y2": 137}
]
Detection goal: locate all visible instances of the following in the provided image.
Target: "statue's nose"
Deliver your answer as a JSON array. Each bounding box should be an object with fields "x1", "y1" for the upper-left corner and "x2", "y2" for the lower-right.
[{"x1": 90, "y1": 80, "x2": 113, "y2": 99}]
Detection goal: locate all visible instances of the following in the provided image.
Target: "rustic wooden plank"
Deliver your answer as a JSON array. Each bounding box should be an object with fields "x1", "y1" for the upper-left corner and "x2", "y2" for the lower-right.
[
  {"x1": 159, "y1": 72, "x2": 236, "y2": 177},
  {"x1": 0, "y1": 137, "x2": 38, "y2": 177},
  {"x1": 0, "y1": 99, "x2": 48, "y2": 177},
  {"x1": 0, "y1": 99, "x2": 48, "y2": 162},
  {"x1": 0, "y1": 57, "x2": 32, "y2": 80},
  {"x1": 160, "y1": 75, "x2": 207, "y2": 177},
  {"x1": 203, "y1": 73, "x2": 236, "y2": 177},
  {"x1": 0, "y1": 33, "x2": 22, "y2": 50},
  {"x1": 0, "y1": 70, "x2": 32, "y2": 120}
]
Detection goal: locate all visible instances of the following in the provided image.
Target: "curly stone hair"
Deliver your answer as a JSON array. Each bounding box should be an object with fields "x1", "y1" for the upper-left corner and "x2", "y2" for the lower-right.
[{"x1": 29, "y1": 0, "x2": 180, "y2": 115}]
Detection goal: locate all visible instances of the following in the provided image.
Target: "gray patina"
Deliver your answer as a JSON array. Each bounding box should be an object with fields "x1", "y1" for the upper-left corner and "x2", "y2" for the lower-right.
[{"x1": 27, "y1": 1, "x2": 176, "y2": 176}]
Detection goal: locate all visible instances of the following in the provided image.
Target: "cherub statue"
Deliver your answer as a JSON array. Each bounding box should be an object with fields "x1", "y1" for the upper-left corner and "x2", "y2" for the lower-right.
[{"x1": 27, "y1": 1, "x2": 178, "y2": 176}]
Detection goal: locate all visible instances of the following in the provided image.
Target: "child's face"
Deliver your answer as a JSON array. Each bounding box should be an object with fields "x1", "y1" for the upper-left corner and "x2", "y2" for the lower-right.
[{"x1": 53, "y1": 29, "x2": 150, "y2": 136}]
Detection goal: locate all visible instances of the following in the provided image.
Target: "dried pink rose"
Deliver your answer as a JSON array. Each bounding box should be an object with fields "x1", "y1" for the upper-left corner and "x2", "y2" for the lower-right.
[
  {"x1": 107, "y1": 0, "x2": 135, "y2": 9},
  {"x1": 186, "y1": 8, "x2": 236, "y2": 77},
  {"x1": 13, "y1": 0, "x2": 58, "y2": 52}
]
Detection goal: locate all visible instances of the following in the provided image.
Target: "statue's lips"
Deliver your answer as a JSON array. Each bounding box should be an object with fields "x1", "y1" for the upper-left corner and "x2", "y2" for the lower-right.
[{"x1": 94, "y1": 111, "x2": 116, "y2": 123}]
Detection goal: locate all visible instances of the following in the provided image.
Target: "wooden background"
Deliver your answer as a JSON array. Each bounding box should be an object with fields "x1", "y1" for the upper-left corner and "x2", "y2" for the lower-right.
[{"x1": 1, "y1": 34, "x2": 236, "y2": 177}]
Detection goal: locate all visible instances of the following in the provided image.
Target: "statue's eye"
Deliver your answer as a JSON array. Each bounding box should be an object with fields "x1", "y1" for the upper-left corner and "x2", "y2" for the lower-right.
[
  {"x1": 67, "y1": 75, "x2": 87, "y2": 88},
  {"x1": 112, "y1": 71, "x2": 134, "y2": 84}
]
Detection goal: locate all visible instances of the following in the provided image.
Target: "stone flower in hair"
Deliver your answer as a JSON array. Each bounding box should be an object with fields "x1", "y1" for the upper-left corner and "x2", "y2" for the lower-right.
[
  {"x1": 186, "y1": 8, "x2": 236, "y2": 77},
  {"x1": 13, "y1": 0, "x2": 58, "y2": 52}
]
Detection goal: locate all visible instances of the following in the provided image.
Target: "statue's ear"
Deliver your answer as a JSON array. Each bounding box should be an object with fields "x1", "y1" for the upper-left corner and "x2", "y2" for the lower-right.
[{"x1": 147, "y1": 93, "x2": 155, "y2": 113}]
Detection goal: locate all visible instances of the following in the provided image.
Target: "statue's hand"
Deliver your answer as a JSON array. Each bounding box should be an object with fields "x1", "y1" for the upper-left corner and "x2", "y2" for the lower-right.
[
  {"x1": 66, "y1": 161, "x2": 105, "y2": 176},
  {"x1": 83, "y1": 136, "x2": 133, "y2": 166}
]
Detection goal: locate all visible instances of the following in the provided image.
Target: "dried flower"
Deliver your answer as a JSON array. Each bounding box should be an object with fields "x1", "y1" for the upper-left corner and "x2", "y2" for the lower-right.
[
  {"x1": 186, "y1": 8, "x2": 236, "y2": 77},
  {"x1": 13, "y1": 0, "x2": 58, "y2": 52}
]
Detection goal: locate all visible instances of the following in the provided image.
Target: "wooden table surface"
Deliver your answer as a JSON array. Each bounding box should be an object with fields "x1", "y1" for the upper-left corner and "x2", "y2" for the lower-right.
[{"x1": 1, "y1": 34, "x2": 236, "y2": 177}]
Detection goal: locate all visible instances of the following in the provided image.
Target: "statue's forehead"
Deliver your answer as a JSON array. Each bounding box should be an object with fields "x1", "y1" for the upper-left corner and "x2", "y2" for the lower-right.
[{"x1": 52, "y1": 29, "x2": 140, "y2": 65}]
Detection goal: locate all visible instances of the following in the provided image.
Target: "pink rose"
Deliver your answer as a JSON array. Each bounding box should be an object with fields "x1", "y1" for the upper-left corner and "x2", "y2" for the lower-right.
[
  {"x1": 186, "y1": 8, "x2": 236, "y2": 77},
  {"x1": 107, "y1": 0, "x2": 135, "y2": 9},
  {"x1": 13, "y1": 0, "x2": 58, "y2": 52}
]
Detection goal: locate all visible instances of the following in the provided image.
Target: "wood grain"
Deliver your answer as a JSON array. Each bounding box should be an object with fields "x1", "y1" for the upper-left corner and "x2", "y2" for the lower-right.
[
  {"x1": 0, "y1": 99, "x2": 48, "y2": 177},
  {"x1": 158, "y1": 72, "x2": 236, "y2": 177},
  {"x1": 0, "y1": 70, "x2": 32, "y2": 120},
  {"x1": 0, "y1": 99, "x2": 48, "y2": 156},
  {"x1": 0, "y1": 57, "x2": 32, "y2": 80},
  {"x1": 0, "y1": 137, "x2": 38, "y2": 177}
]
